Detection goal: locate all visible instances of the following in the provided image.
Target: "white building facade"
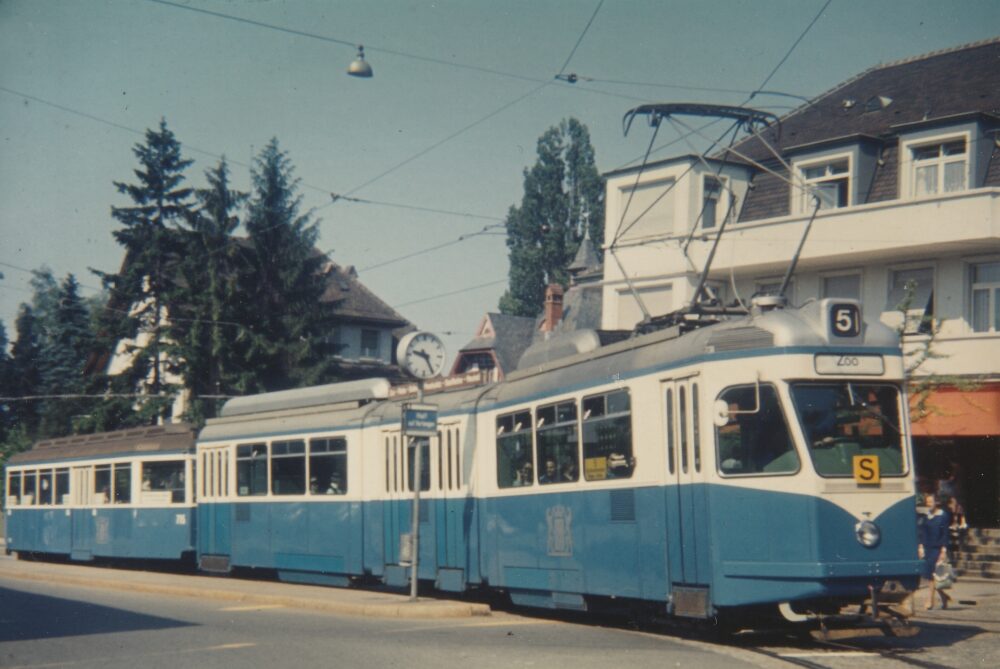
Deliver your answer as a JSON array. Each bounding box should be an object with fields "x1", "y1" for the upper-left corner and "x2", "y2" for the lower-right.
[{"x1": 601, "y1": 39, "x2": 1000, "y2": 527}]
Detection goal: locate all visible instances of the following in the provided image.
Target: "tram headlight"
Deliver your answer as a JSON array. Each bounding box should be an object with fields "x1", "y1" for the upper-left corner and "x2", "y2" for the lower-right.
[{"x1": 855, "y1": 519, "x2": 881, "y2": 548}]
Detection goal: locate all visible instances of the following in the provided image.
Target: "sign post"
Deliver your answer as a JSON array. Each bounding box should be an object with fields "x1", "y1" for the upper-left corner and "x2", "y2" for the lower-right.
[{"x1": 402, "y1": 397, "x2": 437, "y2": 602}]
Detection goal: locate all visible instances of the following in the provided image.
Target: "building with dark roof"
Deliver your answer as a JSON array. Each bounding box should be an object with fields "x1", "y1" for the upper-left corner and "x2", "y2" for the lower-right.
[
  {"x1": 99, "y1": 248, "x2": 412, "y2": 418},
  {"x1": 601, "y1": 38, "x2": 1000, "y2": 528}
]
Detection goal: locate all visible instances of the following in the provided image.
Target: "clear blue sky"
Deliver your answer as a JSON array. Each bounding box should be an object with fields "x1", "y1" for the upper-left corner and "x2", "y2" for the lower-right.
[{"x1": 1, "y1": 0, "x2": 997, "y2": 363}]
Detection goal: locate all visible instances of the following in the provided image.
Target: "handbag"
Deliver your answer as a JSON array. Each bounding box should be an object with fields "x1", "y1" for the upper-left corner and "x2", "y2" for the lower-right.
[{"x1": 933, "y1": 561, "x2": 956, "y2": 590}]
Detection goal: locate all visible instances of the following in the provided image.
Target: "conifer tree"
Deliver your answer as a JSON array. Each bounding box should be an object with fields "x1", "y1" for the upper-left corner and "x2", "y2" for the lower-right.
[
  {"x1": 37, "y1": 275, "x2": 95, "y2": 437},
  {"x1": 171, "y1": 158, "x2": 248, "y2": 423},
  {"x1": 8, "y1": 306, "x2": 43, "y2": 437},
  {"x1": 238, "y1": 139, "x2": 332, "y2": 391},
  {"x1": 499, "y1": 118, "x2": 604, "y2": 317},
  {"x1": 98, "y1": 118, "x2": 194, "y2": 422}
]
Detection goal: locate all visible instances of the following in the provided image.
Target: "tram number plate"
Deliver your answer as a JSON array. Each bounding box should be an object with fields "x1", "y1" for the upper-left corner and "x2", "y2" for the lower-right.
[
  {"x1": 853, "y1": 455, "x2": 881, "y2": 485},
  {"x1": 814, "y1": 354, "x2": 884, "y2": 375}
]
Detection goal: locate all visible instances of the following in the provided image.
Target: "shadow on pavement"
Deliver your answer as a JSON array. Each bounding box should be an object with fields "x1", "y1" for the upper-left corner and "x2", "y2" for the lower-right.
[{"x1": 0, "y1": 587, "x2": 194, "y2": 643}]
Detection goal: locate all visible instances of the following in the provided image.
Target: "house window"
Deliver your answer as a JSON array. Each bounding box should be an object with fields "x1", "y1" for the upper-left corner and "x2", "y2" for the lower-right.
[
  {"x1": 800, "y1": 158, "x2": 849, "y2": 211},
  {"x1": 754, "y1": 278, "x2": 793, "y2": 302},
  {"x1": 911, "y1": 138, "x2": 967, "y2": 197},
  {"x1": 701, "y1": 175, "x2": 724, "y2": 229},
  {"x1": 360, "y1": 329, "x2": 380, "y2": 358},
  {"x1": 888, "y1": 267, "x2": 933, "y2": 334},
  {"x1": 971, "y1": 261, "x2": 1000, "y2": 332},
  {"x1": 823, "y1": 273, "x2": 861, "y2": 300}
]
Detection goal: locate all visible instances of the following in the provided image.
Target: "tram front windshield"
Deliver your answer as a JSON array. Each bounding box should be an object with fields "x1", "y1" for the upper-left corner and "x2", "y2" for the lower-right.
[{"x1": 790, "y1": 383, "x2": 905, "y2": 477}]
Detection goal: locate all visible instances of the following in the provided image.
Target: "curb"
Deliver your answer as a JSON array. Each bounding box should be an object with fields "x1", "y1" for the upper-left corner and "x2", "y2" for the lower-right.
[{"x1": 0, "y1": 561, "x2": 491, "y2": 619}]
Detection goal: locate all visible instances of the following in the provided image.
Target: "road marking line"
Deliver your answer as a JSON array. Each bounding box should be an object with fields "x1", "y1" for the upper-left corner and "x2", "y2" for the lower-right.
[
  {"x1": 220, "y1": 604, "x2": 287, "y2": 611},
  {"x1": 393, "y1": 619, "x2": 559, "y2": 633},
  {"x1": 780, "y1": 651, "x2": 878, "y2": 658}
]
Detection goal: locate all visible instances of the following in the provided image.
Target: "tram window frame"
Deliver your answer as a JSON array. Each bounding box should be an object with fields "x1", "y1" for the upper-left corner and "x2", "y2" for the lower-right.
[
  {"x1": 497, "y1": 410, "x2": 534, "y2": 489},
  {"x1": 38, "y1": 469, "x2": 54, "y2": 505},
  {"x1": 141, "y1": 460, "x2": 186, "y2": 503},
  {"x1": 309, "y1": 437, "x2": 347, "y2": 495},
  {"x1": 271, "y1": 439, "x2": 306, "y2": 496},
  {"x1": 715, "y1": 383, "x2": 800, "y2": 477},
  {"x1": 582, "y1": 389, "x2": 634, "y2": 481},
  {"x1": 406, "y1": 437, "x2": 431, "y2": 492},
  {"x1": 692, "y1": 383, "x2": 701, "y2": 472},
  {"x1": 790, "y1": 382, "x2": 906, "y2": 478},
  {"x1": 535, "y1": 400, "x2": 579, "y2": 485},
  {"x1": 113, "y1": 463, "x2": 132, "y2": 504},
  {"x1": 236, "y1": 443, "x2": 268, "y2": 496},
  {"x1": 7, "y1": 471, "x2": 21, "y2": 506},
  {"x1": 666, "y1": 389, "x2": 675, "y2": 474},
  {"x1": 679, "y1": 387, "x2": 689, "y2": 473},
  {"x1": 55, "y1": 468, "x2": 69, "y2": 505},
  {"x1": 94, "y1": 465, "x2": 111, "y2": 504}
]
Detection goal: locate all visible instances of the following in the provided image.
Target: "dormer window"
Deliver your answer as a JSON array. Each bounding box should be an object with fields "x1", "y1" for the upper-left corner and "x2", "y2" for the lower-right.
[
  {"x1": 793, "y1": 154, "x2": 850, "y2": 213},
  {"x1": 911, "y1": 138, "x2": 967, "y2": 196}
]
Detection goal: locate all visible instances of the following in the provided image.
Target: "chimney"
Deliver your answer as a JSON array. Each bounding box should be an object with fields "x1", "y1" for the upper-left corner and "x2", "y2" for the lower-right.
[{"x1": 541, "y1": 283, "x2": 564, "y2": 333}]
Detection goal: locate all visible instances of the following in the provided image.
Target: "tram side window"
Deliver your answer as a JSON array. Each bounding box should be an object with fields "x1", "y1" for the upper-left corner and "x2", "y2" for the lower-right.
[
  {"x1": 7, "y1": 472, "x2": 21, "y2": 506},
  {"x1": 497, "y1": 411, "x2": 534, "y2": 488},
  {"x1": 55, "y1": 468, "x2": 69, "y2": 505},
  {"x1": 38, "y1": 469, "x2": 53, "y2": 505},
  {"x1": 94, "y1": 465, "x2": 111, "y2": 504},
  {"x1": 583, "y1": 390, "x2": 634, "y2": 480},
  {"x1": 536, "y1": 401, "x2": 579, "y2": 484},
  {"x1": 716, "y1": 384, "x2": 799, "y2": 475},
  {"x1": 236, "y1": 443, "x2": 268, "y2": 496},
  {"x1": 271, "y1": 440, "x2": 306, "y2": 495},
  {"x1": 114, "y1": 463, "x2": 131, "y2": 504},
  {"x1": 310, "y1": 438, "x2": 347, "y2": 495},
  {"x1": 142, "y1": 460, "x2": 186, "y2": 503}
]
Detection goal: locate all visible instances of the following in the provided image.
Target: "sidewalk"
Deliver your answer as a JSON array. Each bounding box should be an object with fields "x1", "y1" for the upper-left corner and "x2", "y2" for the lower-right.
[
  {"x1": 909, "y1": 576, "x2": 1000, "y2": 633},
  {"x1": 0, "y1": 556, "x2": 491, "y2": 619}
]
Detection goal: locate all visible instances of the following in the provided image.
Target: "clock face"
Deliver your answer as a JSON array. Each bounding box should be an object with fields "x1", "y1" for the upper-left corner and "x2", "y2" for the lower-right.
[{"x1": 398, "y1": 331, "x2": 446, "y2": 379}]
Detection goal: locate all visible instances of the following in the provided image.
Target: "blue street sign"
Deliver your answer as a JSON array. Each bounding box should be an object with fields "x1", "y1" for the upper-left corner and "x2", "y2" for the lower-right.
[{"x1": 402, "y1": 403, "x2": 438, "y2": 437}]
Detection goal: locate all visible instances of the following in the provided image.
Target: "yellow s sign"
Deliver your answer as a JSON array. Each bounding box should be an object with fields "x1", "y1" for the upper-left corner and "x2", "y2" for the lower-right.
[{"x1": 853, "y1": 455, "x2": 880, "y2": 485}]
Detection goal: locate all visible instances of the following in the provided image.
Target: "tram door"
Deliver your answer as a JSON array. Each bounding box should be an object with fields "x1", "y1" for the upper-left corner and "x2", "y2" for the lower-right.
[
  {"x1": 662, "y1": 376, "x2": 709, "y2": 595},
  {"x1": 70, "y1": 466, "x2": 93, "y2": 557}
]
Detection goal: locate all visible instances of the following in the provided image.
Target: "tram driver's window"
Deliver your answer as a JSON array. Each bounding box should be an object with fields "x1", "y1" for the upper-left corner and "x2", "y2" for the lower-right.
[
  {"x1": 497, "y1": 411, "x2": 533, "y2": 488},
  {"x1": 536, "y1": 401, "x2": 579, "y2": 484},
  {"x1": 715, "y1": 384, "x2": 799, "y2": 475},
  {"x1": 271, "y1": 440, "x2": 306, "y2": 495},
  {"x1": 236, "y1": 443, "x2": 268, "y2": 496},
  {"x1": 583, "y1": 390, "x2": 634, "y2": 481}
]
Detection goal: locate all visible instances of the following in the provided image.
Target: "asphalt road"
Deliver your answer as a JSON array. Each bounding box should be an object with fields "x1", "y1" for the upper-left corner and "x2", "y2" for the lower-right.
[{"x1": 0, "y1": 575, "x2": 760, "y2": 669}]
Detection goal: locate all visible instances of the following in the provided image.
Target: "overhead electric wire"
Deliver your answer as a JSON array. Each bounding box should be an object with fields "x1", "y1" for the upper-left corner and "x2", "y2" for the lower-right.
[
  {"x1": 393, "y1": 278, "x2": 508, "y2": 309},
  {"x1": 556, "y1": 0, "x2": 605, "y2": 77}
]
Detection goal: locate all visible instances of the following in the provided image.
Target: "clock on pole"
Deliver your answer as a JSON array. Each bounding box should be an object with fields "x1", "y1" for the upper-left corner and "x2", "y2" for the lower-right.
[{"x1": 397, "y1": 331, "x2": 447, "y2": 379}]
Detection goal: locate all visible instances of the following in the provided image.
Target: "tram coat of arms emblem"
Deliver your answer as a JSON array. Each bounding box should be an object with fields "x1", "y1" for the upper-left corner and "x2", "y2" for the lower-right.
[{"x1": 546, "y1": 505, "x2": 573, "y2": 557}]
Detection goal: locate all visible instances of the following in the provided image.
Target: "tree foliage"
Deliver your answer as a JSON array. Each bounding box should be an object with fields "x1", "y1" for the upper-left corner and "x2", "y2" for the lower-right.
[
  {"x1": 97, "y1": 118, "x2": 195, "y2": 423},
  {"x1": 499, "y1": 118, "x2": 604, "y2": 317},
  {"x1": 237, "y1": 138, "x2": 334, "y2": 391}
]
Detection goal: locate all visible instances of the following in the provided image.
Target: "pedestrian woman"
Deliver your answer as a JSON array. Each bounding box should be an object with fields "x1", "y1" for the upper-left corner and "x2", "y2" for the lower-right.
[{"x1": 918, "y1": 492, "x2": 952, "y2": 610}]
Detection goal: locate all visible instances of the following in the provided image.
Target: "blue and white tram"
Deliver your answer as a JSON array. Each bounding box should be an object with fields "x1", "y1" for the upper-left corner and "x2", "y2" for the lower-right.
[
  {"x1": 3, "y1": 297, "x2": 922, "y2": 624},
  {"x1": 189, "y1": 296, "x2": 921, "y2": 621},
  {"x1": 4, "y1": 424, "x2": 197, "y2": 562}
]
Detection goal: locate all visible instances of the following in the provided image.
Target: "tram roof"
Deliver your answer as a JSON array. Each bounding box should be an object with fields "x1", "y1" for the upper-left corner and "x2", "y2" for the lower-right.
[{"x1": 7, "y1": 423, "x2": 197, "y2": 466}]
